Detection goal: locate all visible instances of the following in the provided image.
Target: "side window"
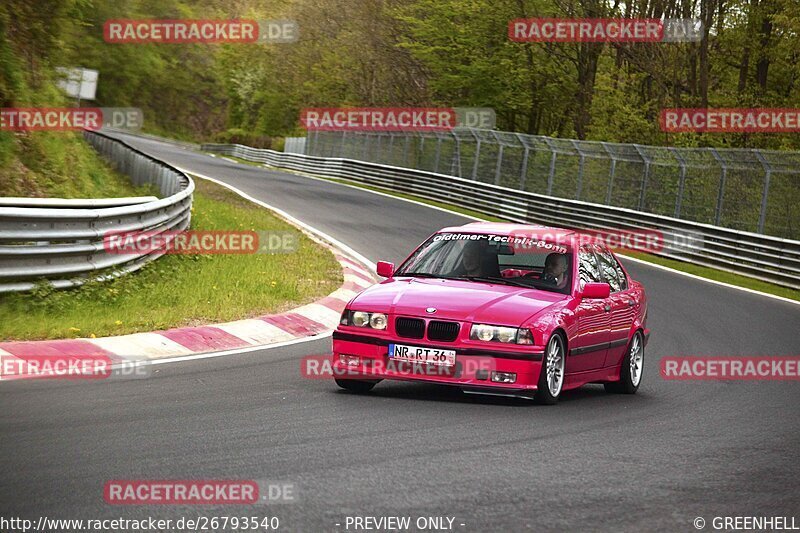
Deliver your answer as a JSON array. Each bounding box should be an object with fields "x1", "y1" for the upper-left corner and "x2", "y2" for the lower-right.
[
  {"x1": 596, "y1": 246, "x2": 627, "y2": 292},
  {"x1": 578, "y1": 245, "x2": 601, "y2": 290}
]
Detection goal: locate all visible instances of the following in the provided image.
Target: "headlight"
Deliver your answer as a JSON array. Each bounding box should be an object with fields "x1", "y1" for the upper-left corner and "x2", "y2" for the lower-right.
[
  {"x1": 472, "y1": 324, "x2": 495, "y2": 341},
  {"x1": 495, "y1": 327, "x2": 517, "y2": 343},
  {"x1": 369, "y1": 313, "x2": 387, "y2": 330},
  {"x1": 351, "y1": 311, "x2": 370, "y2": 327},
  {"x1": 341, "y1": 310, "x2": 388, "y2": 330},
  {"x1": 470, "y1": 324, "x2": 533, "y2": 344}
]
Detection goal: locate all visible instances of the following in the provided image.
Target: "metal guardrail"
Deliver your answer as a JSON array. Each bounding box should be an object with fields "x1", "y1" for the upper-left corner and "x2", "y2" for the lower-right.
[
  {"x1": 0, "y1": 130, "x2": 194, "y2": 293},
  {"x1": 306, "y1": 129, "x2": 800, "y2": 240},
  {"x1": 0, "y1": 196, "x2": 159, "y2": 208},
  {"x1": 203, "y1": 143, "x2": 800, "y2": 290}
]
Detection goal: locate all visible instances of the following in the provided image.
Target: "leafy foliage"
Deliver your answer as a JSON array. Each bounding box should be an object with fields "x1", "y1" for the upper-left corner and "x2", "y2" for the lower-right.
[{"x1": 3, "y1": 0, "x2": 800, "y2": 153}]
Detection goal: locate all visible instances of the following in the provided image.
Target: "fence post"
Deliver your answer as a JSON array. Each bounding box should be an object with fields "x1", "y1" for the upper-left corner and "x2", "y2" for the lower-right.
[
  {"x1": 572, "y1": 140, "x2": 586, "y2": 200},
  {"x1": 494, "y1": 145, "x2": 504, "y2": 185},
  {"x1": 601, "y1": 142, "x2": 616, "y2": 205},
  {"x1": 340, "y1": 130, "x2": 347, "y2": 158},
  {"x1": 517, "y1": 134, "x2": 529, "y2": 190},
  {"x1": 434, "y1": 135, "x2": 442, "y2": 174},
  {"x1": 451, "y1": 132, "x2": 462, "y2": 177},
  {"x1": 632, "y1": 144, "x2": 651, "y2": 211},
  {"x1": 546, "y1": 152, "x2": 556, "y2": 195},
  {"x1": 362, "y1": 133, "x2": 371, "y2": 161},
  {"x1": 374, "y1": 133, "x2": 382, "y2": 164},
  {"x1": 670, "y1": 148, "x2": 687, "y2": 218},
  {"x1": 709, "y1": 148, "x2": 727, "y2": 225},
  {"x1": 470, "y1": 129, "x2": 481, "y2": 181},
  {"x1": 754, "y1": 149, "x2": 772, "y2": 234}
]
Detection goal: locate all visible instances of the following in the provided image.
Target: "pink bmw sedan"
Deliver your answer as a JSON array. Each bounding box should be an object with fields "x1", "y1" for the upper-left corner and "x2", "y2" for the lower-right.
[{"x1": 332, "y1": 223, "x2": 649, "y2": 404}]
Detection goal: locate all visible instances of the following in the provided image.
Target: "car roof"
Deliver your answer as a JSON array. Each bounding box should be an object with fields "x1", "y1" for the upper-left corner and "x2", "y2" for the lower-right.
[{"x1": 437, "y1": 222, "x2": 577, "y2": 240}]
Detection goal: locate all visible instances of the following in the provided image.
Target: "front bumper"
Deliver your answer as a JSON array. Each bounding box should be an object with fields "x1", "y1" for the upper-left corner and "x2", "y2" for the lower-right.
[{"x1": 332, "y1": 331, "x2": 545, "y2": 393}]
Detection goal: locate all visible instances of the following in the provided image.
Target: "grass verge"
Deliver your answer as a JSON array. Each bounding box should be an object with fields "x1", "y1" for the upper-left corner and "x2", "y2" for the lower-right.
[
  {"x1": 0, "y1": 131, "x2": 156, "y2": 198},
  {"x1": 0, "y1": 178, "x2": 342, "y2": 341},
  {"x1": 217, "y1": 155, "x2": 799, "y2": 303}
]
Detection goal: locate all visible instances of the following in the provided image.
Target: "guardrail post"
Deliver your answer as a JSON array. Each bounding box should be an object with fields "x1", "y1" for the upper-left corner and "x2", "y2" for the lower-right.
[
  {"x1": 754, "y1": 149, "x2": 772, "y2": 233},
  {"x1": 709, "y1": 148, "x2": 727, "y2": 226}
]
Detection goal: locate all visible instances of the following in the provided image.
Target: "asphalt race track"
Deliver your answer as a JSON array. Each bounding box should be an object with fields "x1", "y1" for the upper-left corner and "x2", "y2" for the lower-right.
[{"x1": 2, "y1": 132, "x2": 799, "y2": 532}]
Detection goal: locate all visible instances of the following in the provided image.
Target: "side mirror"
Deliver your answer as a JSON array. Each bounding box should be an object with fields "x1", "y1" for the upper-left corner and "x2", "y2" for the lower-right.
[
  {"x1": 582, "y1": 282, "x2": 610, "y2": 299},
  {"x1": 376, "y1": 261, "x2": 394, "y2": 278}
]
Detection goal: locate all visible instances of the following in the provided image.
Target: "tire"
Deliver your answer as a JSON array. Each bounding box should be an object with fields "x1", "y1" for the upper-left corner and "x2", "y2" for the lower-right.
[
  {"x1": 534, "y1": 333, "x2": 566, "y2": 405},
  {"x1": 604, "y1": 330, "x2": 644, "y2": 394},
  {"x1": 335, "y1": 378, "x2": 378, "y2": 393}
]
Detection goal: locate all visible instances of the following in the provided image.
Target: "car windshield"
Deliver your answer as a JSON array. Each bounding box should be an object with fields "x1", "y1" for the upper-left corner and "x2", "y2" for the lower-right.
[{"x1": 396, "y1": 232, "x2": 573, "y2": 294}]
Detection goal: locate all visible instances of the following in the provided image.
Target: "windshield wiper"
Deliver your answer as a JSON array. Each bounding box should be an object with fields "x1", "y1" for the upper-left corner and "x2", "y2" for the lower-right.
[
  {"x1": 396, "y1": 272, "x2": 450, "y2": 278},
  {"x1": 457, "y1": 276, "x2": 532, "y2": 288}
]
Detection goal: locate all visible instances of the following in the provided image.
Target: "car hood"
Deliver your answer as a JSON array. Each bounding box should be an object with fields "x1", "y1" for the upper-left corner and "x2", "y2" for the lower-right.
[{"x1": 350, "y1": 277, "x2": 566, "y2": 325}]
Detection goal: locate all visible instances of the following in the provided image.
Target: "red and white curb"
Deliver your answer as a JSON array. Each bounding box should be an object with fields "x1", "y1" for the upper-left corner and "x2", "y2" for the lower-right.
[
  {"x1": 0, "y1": 251, "x2": 374, "y2": 378},
  {"x1": 0, "y1": 169, "x2": 379, "y2": 379}
]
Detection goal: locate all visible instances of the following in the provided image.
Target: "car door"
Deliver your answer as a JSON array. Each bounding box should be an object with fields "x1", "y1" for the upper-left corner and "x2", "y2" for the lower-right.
[
  {"x1": 595, "y1": 245, "x2": 636, "y2": 368},
  {"x1": 568, "y1": 245, "x2": 612, "y2": 373}
]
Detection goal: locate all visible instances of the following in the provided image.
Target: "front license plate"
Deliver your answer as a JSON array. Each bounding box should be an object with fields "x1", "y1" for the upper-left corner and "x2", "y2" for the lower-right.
[{"x1": 388, "y1": 344, "x2": 456, "y2": 367}]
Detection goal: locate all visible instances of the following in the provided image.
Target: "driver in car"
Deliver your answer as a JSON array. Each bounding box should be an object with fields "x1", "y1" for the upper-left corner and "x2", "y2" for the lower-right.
[
  {"x1": 541, "y1": 253, "x2": 568, "y2": 289},
  {"x1": 450, "y1": 239, "x2": 500, "y2": 278}
]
